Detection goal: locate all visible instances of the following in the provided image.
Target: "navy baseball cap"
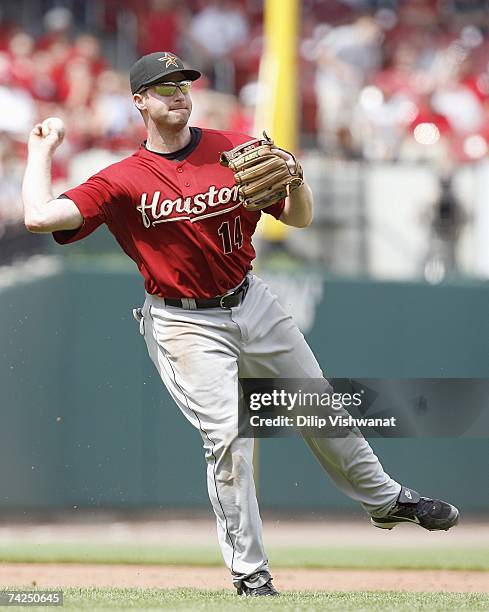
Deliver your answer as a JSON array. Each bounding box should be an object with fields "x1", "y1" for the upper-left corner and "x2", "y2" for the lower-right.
[{"x1": 130, "y1": 52, "x2": 201, "y2": 94}]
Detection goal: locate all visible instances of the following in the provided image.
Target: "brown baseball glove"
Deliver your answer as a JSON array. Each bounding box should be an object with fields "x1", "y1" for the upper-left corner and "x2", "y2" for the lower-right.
[{"x1": 219, "y1": 132, "x2": 304, "y2": 212}]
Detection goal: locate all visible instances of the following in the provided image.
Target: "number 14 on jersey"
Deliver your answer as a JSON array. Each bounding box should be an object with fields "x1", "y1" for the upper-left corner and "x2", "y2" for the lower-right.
[{"x1": 218, "y1": 216, "x2": 243, "y2": 254}]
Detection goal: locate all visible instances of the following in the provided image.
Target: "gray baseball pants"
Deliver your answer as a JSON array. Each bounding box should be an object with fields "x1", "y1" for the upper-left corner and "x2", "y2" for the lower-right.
[{"x1": 136, "y1": 274, "x2": 401, "y2": 588}]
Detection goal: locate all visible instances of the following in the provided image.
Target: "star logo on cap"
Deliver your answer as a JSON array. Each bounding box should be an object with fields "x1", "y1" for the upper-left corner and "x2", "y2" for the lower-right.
[{"x1": 158, "y1": 53, "x2": 179, "y2": 68}]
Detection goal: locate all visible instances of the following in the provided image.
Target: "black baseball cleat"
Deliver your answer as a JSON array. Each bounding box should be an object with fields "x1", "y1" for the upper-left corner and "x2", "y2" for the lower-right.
[
  {"x1": 236, "y1": 571, "x2": 279, "y2": 597},
  {"x1": 371, "y1": 486, "x2": 459, "y2": 531}
]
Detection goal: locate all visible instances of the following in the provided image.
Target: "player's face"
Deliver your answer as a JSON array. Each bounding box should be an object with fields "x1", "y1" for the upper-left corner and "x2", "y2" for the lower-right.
[{"x1": 134, "y1": 74, "x2": 193, "y2": 131}]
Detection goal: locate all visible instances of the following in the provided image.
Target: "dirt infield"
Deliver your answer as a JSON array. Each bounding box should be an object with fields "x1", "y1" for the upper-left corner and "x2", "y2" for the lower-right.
[
  {"x1": 2, "y1": 519, "x2": 488, "y2": 593},
  {"x1": 2, "y1": 563, "x2": 488, "y2": 593}
]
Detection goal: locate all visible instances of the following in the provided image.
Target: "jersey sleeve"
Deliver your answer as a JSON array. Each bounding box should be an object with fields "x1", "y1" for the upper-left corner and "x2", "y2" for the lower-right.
[
  {"x1": 262, "y1": 198, "x2": 286, "y2": 220},
  {"x1": 52, "y1": 172, "x2": 113, "y2": 245}
]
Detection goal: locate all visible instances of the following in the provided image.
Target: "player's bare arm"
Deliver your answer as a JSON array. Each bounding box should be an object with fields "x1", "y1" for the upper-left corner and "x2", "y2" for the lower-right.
[
  {"x1": 280, "y1": 180, "x2": 313, "y2": 228},
  {"x1": 273, "y1": 148, "x2": 313, "y2": 228},
  {"x1": 22, "y1": 123, "x2": 83, "y2": 233}
]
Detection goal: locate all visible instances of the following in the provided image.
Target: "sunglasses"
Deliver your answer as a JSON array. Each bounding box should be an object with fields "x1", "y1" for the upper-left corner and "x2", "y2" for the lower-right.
[{"x1": 147, "y1": 80, "x2": 192, "y2": 96}]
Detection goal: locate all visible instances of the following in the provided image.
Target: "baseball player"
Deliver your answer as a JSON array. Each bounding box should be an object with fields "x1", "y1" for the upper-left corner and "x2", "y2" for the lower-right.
[{"x1": 22, "y1": 52, "x2": 459, "y2": 597}]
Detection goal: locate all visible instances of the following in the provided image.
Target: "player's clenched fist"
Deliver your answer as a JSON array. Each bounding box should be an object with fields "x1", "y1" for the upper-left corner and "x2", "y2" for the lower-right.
[{"x1": 28, "y1": 117, "x2": 65, "y2": 154}]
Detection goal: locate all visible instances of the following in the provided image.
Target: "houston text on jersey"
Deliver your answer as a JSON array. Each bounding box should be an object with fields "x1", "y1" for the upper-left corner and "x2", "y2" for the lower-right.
[{"x1": 137, "y1": 184, "x2": 241, "y2": 227}]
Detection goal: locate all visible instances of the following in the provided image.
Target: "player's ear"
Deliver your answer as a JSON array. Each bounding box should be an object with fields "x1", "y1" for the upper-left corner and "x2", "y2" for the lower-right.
[{"x1": 133, "y1": 92, "x2": 147, "y2": 111}]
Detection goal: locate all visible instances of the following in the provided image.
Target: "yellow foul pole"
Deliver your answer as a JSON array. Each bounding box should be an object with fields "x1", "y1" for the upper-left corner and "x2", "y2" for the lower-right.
[
  {"x1": 252, "y1": 0, "x2": 300, "y2": 488},
  {"x1": 254, "y1": 0, "x2": 300, "y2": 241}
]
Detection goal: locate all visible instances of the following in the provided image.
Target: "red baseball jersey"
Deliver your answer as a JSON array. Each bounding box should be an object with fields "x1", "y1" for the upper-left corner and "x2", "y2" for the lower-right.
[{"x1": 53, "y1": 128, "x2": 285, "y2": 298}]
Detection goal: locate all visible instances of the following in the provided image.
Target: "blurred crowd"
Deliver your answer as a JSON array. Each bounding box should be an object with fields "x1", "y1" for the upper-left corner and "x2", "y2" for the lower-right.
[
  {"x1": 1, "y1": 0, "x2": 489, "y2": 262},
  {"x1": 309, "y1": 2, "x2": 489, "y2": 164}
]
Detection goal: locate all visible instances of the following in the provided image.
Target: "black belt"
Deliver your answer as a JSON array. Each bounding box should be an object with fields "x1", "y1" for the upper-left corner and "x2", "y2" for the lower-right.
[{"x1": 164, "y1": 276, "x2": 250, "y2": 310}]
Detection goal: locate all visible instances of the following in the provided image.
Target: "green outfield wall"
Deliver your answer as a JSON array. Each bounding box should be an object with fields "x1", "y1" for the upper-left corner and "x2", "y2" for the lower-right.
[{"x1": 1, "y1": 260, "x2": 488, "y2": 514}]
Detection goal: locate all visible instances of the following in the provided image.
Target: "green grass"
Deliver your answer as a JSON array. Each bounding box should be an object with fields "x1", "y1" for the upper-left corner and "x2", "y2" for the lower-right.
[
  {"x1": 2, "y1": 588, "x2": 489, "y2": 611},
  {"x1": 0, "y1": 543, "x2": 488, "y2": 571}
]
